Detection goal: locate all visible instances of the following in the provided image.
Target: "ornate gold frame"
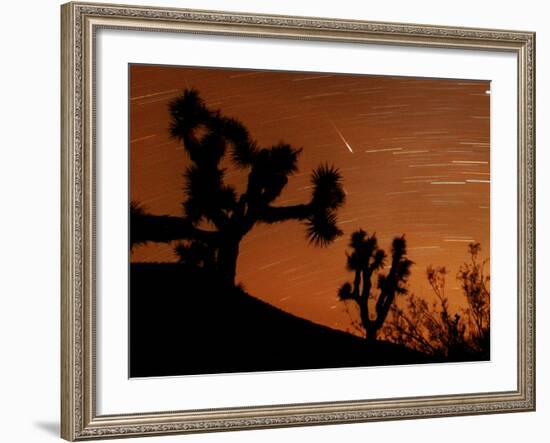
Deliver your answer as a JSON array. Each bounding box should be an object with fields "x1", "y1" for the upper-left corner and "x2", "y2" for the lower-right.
[{"x1": 61, "y1": 2, "x2": 536, "y2": 440}]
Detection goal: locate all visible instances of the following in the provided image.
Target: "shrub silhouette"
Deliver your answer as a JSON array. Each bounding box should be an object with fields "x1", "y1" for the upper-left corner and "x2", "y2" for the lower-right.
[
  {"x1": 458, "y1": 243, "x2": 490, "y2": 353},
  {"x1": 382, "y1": 242, "x2": 490, "y2": 359},
  {"x1": 131, "y1": 88, "x2": 346, "y2": 287},
  {"x1": 338, "y1": 230, "x2": 413, "y2": 341}
]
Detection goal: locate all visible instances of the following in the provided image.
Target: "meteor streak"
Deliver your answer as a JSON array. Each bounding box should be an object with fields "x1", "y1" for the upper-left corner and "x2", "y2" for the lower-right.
[{"x1": 330, "y1": 120, "x2": 354, "y2": 153}]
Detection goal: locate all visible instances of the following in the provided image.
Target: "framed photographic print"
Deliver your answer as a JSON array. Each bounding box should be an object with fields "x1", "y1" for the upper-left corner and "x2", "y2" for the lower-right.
[{"x1": 61, "y1": 1, "x2": 536, "y2": 440}]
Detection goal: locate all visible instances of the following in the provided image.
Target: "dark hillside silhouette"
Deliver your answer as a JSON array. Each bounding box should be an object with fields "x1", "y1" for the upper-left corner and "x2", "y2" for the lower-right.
[
  {"x1": 131, "y1": 89, "x2": 345, "y2": 287},
  {"x1": 130, "y1": 263, "x2": 440, "y2": 377}
]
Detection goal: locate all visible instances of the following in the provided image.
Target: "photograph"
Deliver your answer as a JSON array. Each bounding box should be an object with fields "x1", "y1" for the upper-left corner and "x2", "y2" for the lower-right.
[{"x1": 129, "y1": 64, "x2": 491, "y2": 378}]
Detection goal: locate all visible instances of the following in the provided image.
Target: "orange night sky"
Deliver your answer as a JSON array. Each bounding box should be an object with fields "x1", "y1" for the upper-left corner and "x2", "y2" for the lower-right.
[{"x1": 129, "y1": 64, "x2": 490, "y2": 335}]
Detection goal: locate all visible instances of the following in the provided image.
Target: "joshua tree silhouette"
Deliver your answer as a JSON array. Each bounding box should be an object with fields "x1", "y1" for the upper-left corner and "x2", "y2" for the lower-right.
[
  {"x1": 131, "y1": 88, "x2": 346, "y2": 287},
  {"x1": 338, "y1": 230, "x2": 413, "y2": 341}
]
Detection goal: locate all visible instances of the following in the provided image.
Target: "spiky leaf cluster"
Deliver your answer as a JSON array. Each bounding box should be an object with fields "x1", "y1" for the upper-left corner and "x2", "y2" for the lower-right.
[{"x1": 306, "y1": 164, "x2": 346, "y2": 246}]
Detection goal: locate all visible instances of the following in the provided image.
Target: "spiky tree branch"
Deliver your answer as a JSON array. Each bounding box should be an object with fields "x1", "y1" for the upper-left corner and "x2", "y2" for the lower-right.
[{"x1": 130, "y1": 202, "x2": 220, "y2": 249}]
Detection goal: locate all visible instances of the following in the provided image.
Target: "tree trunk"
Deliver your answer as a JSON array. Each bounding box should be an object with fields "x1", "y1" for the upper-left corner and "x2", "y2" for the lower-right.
[
  {"x1": 359, "y1": 303, "x2": 378, "y2": 342},
  {"x1": 365, "y1": 323, "x2": 378, "y2": 341},
  {"x1": 218, "y1": 237, "x2": 240, "y2": 288}
]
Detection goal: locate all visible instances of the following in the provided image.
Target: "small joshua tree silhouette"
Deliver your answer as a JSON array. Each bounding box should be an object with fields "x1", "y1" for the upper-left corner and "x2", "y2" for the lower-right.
[{"x1": 338, "y1": 230, "x2": 413, "y2": 341}]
